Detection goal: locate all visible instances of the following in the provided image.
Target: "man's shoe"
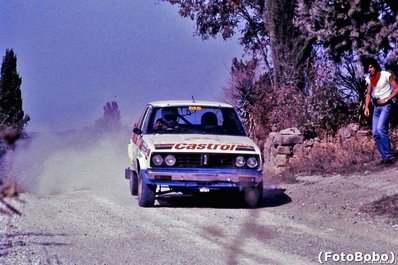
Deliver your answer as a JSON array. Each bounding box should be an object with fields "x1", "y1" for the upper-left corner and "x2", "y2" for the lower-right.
[{"x1": 383, "y1": 156, "x2": 396, "y2": 165}]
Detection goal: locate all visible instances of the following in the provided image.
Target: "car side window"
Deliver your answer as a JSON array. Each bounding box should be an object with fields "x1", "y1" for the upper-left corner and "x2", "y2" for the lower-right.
[
  {"x1": 136, "y1": 106, "x2": 151, "y2": 132},
  {"x1": 142, "y1": 106, "x2": 154, "y2": 133}
]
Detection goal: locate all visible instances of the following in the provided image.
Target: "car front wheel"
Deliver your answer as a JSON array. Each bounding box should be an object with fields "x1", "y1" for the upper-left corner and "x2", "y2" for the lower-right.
[
  {"x1": 137, "y1": 172, "x2": 156, "y2": 207},
  {"x1": 130, "y1": 172, "x2": 138, "y2": 196}
]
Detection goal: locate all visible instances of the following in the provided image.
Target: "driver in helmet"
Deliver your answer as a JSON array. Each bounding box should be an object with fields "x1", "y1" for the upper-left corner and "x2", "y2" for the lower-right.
[{"x1": 153, "y1": 107, "x2": 180, "y2": 130}]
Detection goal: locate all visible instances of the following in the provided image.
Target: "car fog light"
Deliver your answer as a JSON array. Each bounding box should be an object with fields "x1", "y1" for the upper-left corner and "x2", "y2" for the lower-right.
[
  {"x1": 152, "y1": 154, "x2": 163, "y2": 166},
  {"x1": 164, "y1": 155, "x2": 176, "y2": 166},
  {"x1": 235, "y1": 156, "x2": 245, "y2": 167},
  {"x1": 246, "y1": 157, "x2": 258, "y2": 168}
]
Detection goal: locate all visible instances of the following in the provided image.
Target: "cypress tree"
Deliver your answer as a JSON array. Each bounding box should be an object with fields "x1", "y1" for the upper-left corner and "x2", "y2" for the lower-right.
[{"x1": 0, "y1": 49, "x2": 29, "y2": 131}]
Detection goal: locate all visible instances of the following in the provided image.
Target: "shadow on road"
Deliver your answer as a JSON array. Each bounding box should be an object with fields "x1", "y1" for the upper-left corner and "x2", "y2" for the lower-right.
[
  {"x1": 156, "y1": 188, "x2": 291, "y2": 209},
  {"x1": 263, "y1": 188, "x2": 292, "y2": 207}
]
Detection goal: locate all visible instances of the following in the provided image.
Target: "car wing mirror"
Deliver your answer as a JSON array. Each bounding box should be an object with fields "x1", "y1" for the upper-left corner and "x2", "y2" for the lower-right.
[{"x1": 133, "y1": 127, "x2": 143, "y2": 135}]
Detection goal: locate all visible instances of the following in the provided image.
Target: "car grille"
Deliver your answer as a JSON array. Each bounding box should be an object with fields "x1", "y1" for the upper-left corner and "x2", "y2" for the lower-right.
[{"x1": 151, "y1": 152, "x2": 258, "y2": 169}]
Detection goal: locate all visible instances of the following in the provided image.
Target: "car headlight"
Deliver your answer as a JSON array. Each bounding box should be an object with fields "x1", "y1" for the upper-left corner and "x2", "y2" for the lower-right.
[
  {"x1": 235, "y1": 156, "x2": 245, "y2": 167},
  {"x1": 152, "y1": 154, "x2": 163, "y2": 166},
  {"x1": 246, "y1": 157, "x2": 258, "y2": 168},
  {"x1": 164, "y1": 154, "x2": 176, "y2": 166}
]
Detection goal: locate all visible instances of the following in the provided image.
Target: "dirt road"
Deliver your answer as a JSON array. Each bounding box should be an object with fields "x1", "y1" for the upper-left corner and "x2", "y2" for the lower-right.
[{"x1": 1, "y1": 132, "x2": 398, "y2": 265}]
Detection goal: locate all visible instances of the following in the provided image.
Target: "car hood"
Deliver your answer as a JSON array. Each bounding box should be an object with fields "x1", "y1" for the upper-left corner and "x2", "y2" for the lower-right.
[{"x1": 142, "y1": 134, "x2": 261, "y2": 154}]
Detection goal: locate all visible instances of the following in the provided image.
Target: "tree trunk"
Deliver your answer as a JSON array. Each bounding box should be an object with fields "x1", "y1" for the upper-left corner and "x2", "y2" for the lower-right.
[
  {"x1": 263, "y1": 0, "x2": 314, "y2": 91},
  {"x1": 263, "y1": 0, "x2": 281, "y2": 87}
]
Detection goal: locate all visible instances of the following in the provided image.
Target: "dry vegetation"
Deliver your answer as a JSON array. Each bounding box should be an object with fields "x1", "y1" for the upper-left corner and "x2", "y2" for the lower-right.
[
  {"x1": 0, "y1": 181, "x2": 21, "y2": 216},
  {"x1": 0, "y1": 127, "x2": 22, "y2": 216},
  {"x1": 360, "y1": 194, "x2": 398, "y2": 224},
  {"x1": 287, "y1": 138, "x2": 378, "y2": 176}
]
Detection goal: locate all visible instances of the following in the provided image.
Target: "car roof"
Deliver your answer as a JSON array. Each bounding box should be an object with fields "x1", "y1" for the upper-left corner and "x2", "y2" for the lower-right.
[{"x1": 148, "y1": 100, "x2": 234, "y2": 108}]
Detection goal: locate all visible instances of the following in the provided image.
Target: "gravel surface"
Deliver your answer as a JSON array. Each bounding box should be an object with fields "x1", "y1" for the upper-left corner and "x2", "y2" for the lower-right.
[{"x1": 1, "y1": 132, "x2": 398, "y2": 265}]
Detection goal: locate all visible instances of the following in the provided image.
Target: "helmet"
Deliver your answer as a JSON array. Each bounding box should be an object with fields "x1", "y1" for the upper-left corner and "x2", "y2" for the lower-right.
[
  {"x1": 201, "y1": 112, "x2": 218, "y2": 127},
  {"x1": 162, "y1": 108, "x2": 179, "y2": 127}
]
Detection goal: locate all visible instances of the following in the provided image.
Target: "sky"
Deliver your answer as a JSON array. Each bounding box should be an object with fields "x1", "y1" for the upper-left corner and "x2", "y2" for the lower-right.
[{"x1": 0, "y1": 0, "x2": 243, "y2": 132}]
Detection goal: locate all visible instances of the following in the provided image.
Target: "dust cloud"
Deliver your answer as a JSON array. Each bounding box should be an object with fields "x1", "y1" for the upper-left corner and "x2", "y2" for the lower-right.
[{"x1": 7, "y1": 128, "x2": 130, "y2": 196}]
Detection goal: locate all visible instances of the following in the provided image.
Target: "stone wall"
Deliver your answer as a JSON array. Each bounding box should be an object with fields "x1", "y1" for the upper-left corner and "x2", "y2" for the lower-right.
[{"x1": 263, "y1": 124, "x2": 373, "y2": 173}]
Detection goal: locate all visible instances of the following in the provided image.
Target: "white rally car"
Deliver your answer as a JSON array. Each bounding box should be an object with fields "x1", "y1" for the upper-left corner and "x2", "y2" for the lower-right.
[{"x1": 125, "y1": 100, "x2": 264, "y2": 207}]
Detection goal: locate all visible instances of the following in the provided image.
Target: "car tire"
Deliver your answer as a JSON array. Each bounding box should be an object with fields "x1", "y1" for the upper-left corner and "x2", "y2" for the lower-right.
[
  {"x1": 243, "y1": 181, "x2": 263, "y2": 208},
  {"x1": 137, "y1": 172, "x2": 156, "y2": 207},
  {"x1": 130, "y1": 172, "x2": 138, "y2": 196}
]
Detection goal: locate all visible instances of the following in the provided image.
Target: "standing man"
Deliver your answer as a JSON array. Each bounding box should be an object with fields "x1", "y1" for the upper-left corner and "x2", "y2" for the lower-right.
[{"x1": 364, "y1": 57, "x2": 398, "y2": 165}]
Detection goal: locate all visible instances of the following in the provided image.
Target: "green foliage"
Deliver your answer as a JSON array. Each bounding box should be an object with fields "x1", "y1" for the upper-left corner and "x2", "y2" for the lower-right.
[
  {"x1": 264, "y1": 0, "x2": 315, "y2": 88},
  {"x1": 302, "y1": 53, "x2": 370, "y2": 135},
  {"x1": 228, "y1": 58, "x2": 258, "y2": 128},
  {"x1": 167, "y1": 0, "x2": 268, "y2": 59},
  {"x1": 167, "y1": 0, "x2": 397, "y2": 137},
  {"x1": 295, "y1": 0, "x2": 398, "y2": 64},
  {"x1": 336, "y1": 61, "x2": 367, "y2": 103},
  {"x1": 226, "y1": 58, "x2": 308, "y2": 138},
  {"x1": 307, "y1": 83, "x2": 350, "y2": 135},
  {"x1": 336, "y1": 60, "x2": 369, "y2": 127},
  {"x1": 231, "y1": 52, "x2": 369, "y2": 137},
  {"x1": 225, "y1": 58, "x2": 272, "y2": 139},
  {"x1": 165, "y1": 0, "x2": 314, "y2": 88},
  {"x1": 0, "y1": 49, "x2": 30, "y2": 132}
]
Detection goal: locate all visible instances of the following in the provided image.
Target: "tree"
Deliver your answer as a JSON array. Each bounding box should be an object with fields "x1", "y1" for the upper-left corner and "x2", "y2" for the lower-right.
[
  {"x1": 225, "y1": 58, "x2": 260, "y2": 136},
  {"x1": 263, "y1": 0, "x2": 314, "y2": 88},
  {"x1": 0, "y1": 49, "x2": 29, "y2": 132},
  {"x1": 167, "y1": 0, "x2": 269, "y2": 64},
  {"x1": 295, "y1": 0, "x2": 398, "y2": 64},
  {"x1": 94, "y1": 101, "x2": 122, "y2": 132},
  {"x1": 165, "y1": 0, "x2": 314, "y2": 89},
  {"x1": 165, "y1": 0, "x2": 398, "y2": 135}
]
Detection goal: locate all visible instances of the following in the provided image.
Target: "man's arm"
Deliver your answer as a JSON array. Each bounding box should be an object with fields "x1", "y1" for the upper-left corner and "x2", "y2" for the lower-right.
[
  {"x1": 153, "y1": 119, "x2": 166, "y2": 130},
  {"x1": 387, "y1": 75, "x2": 398, "y2": 100},
  {"x1": 364, "y1": 84, "x2": 372, "y2": 117}
]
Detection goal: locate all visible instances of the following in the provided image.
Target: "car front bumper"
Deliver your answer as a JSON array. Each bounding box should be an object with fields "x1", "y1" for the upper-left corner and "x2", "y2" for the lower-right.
[{"x1": 141, "y1": 167, "x2": 263, "y2": 188}]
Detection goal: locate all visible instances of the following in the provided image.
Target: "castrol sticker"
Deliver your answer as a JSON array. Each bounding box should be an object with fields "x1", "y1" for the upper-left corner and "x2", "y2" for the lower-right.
[
  {"x1": 174, "y1": 143, "x2": 236, "y2": 151},
  {"x1": 154, "y1": 143, "x2": 255, "y2": 151}
]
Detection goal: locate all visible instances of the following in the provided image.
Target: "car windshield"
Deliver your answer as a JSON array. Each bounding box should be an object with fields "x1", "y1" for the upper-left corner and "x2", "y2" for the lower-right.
[{"x1": 145, "y1": 105, "x2": 246, "y2": 136}]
